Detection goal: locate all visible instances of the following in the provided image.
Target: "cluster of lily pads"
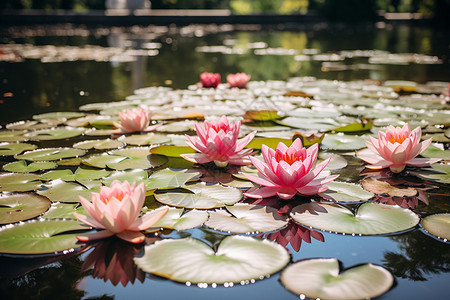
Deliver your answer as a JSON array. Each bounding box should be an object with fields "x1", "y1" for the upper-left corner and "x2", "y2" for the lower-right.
[{"x1": 0, "y1": 76, "x2": 449, "y2": 299}]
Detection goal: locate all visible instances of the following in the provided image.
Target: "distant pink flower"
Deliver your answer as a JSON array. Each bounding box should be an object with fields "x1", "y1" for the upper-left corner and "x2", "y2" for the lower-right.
[
  {"x1": 113, "y1": 107, "x2": 159, "y2": 133},
  {"x1": 227, "y1": 73, "x2": 251, "y2": 88},
  {"x1": 200, "y1": 72, "x2": 221, "y2": 88},
  {"x1": 181, "y1": 115, "x2": 256, "y2": 167},
  {"x1": 244, "y1": 139, "x2": 338, "y2": 200},
  {"x1": 73, "y1": 180, "x2": 169, "y2": 244},
  {"x1": 356, "y1": 124, "x2": 441, "y2": 173}
]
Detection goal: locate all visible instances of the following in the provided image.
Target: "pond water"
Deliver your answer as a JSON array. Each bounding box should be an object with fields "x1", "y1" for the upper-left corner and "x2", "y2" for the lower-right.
[{"x1": 0, "y1": 23, "x2": 449, "y2": 300}]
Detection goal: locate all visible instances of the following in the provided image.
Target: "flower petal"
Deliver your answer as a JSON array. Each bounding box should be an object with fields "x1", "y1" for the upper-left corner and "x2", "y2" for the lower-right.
[
  {"x1": 244, "y1": 186, "x2": 280, "y2": 199},
  {"x1": 76, "y1": 230, "x2": 114, "y2": 242}
]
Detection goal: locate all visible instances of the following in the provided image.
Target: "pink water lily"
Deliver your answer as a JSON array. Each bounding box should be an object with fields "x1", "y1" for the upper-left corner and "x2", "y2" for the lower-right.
[
  {"x1": 244, "y1": 139, "x2": 338, "y2": 200},
  {"x1": 73, "y1": 180, "x2": 169, "y2": 244},
  {"x1": 113, "y1": 107, "x2": 159, "y2": 133},
  {"x1": 200, "y1": 72, "x2": 221, "y2": 88},
  {"x1": 181, "y1": 115, "x2": 256, "y2": 167},
  {"x1": 356, "y1": 124, "x2": 441, "y2": 173},
  {"x1": 227, "y1": 72, "x2": 250, "y2": 88}
]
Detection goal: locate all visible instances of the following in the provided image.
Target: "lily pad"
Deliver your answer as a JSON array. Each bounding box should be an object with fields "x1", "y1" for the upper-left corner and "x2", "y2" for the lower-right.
[
  {"x1": 280, "y1": 258, "x2": 394, "y2": 300},
  {"x1": 0, "y1": 219, "x2": 88, "y2": 254},
  {"x1": 361, "y1": 177, "x2": 417, "y2": 197},
  {"x1": 243, "y1": 110, "x2": 282, "y2": 121},
  {"x1": 321, "y1": 181, "x2": 374, "y2": 203},
  {"x1": 0, "y1": 173, "x2": 42, "y2": 192},
  {"x1": 32, "y1": 112, "x2": 86, "y2": 122},
  {"x1": 3, "y1": 160, "x2": 57, "y2": 173},
  {"x1": 205, "y1": 203, "x2": 288, "y2": 234},
  {"x1": 419, "y1": 144, "x2": 450, "y2": 161},
  {"x1": 321, "y1": 134, "x2": 367, "y2": 150},
  {"x1": 119, "y1": 133, "x2": 171, "y2": 146},
  {"x1": 421, "y1": 213, "x2": 450, "y2": 242},
  {"x1": 155, "y1": 182, "x2": 242, "y2": 209},
  {"x1": 245, "y1": 138, "x2": 292, "y2": 150},
  {"x1": 0, "y1": 193, "x2": 51, "y2": 224},
  {"x1": 15, "y1": 148, "x2": 86, "y2": 161},
  {"x1": 291, "y1": 202, "x2": 419, "y2": 235},
  {"x1": 102, "y1": 169, "x2": 149, "y2": 186},
  {"x1": 41, "y1": 202, "x2": 88, "y2": 220},
  {"x1": 148, "y1": 207, "x2": 208, "y2": 231},
  {"x1": 0, "y1": 143, "x2": 37, "y2": 156},
  {"x1": 276, "y1": 117, "x2": 338, "y2": 131},
  {"x1": 37, "y1": 179, "x2": 101, "y2": 203},
  {"x1": 73, "y1": 139, "x2": 125, "y2": 150},
  {"x1": 74, "y1": 166, "x2": 112, "y2": 181},
  {"x1": 24, "y1": 127, "x2": 85, "y2": 141},
  {"x1": 149, "y1": 145, "x2": 195, "y2": 157},
  {"x1": 410, "y1": 164, "x2": 450, "y2": 184},
  {"x1": 0, "y1": 130, "x2": 28, "y2": 142},
  {"x1": 146, "y1": 168, "x2": 201, "y2": 190},
  {"x1": 319, "y1": 153, "x2": 348, "y2": 170},
  {"x1": 40, "y1": 169, "x2": 75, "y2": 181},
  {"x1": 134, "y1": 236, "x2": 290, "y2": 284}
]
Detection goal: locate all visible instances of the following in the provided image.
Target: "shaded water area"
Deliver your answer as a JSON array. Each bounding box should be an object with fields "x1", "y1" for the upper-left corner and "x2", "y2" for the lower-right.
[{"x1": 0, "y1": 22, "x2": 449, "y2": 300}]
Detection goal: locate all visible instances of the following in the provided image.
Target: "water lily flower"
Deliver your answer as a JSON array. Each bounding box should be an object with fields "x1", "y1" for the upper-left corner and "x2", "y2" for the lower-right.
[
  {"x1": 73, "y1": 180, "x2": 169, "y2": 244},
  {"x1": 200, "y1": 72, "x2": 221, "y2": 88},
  {"x1": 227, "y1": 72, "x2": 251, "y2": 88},
  {"x1": 244, "y1": 139, "x2": 338, "y2": 200},
  {"x1": 113, "y1": 107, "x2": 159, "y2": 133},
  {"x1": 356, "y1": 124, "x2": 441, "y2": 173},
  {"x1": 181, "y1": 115, "x2": 256, "y2": 167}
]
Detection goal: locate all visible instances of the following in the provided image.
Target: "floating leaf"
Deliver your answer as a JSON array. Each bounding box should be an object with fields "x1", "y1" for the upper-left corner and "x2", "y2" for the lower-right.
[
  {"x1": 321, "y1": 181, "x2": 374, "y2": 203},
  {"x1": 280, "y1": 258, "x2": 394, "y2": 299},
  {"x1": 146, "y1": 168, "x2": 201, "y2": 190},
  {"x1": 15, "y1": 147, "x2": 86, "y2": 161},
  {"x1": 155, "y1": 182, "x2": 242, "y2": 209},
  {"x1": 361, "y1": 177, "x2": 417, "y2": 197},
  {"x1": 32, "y1": 112, "x2": 86, "y2": 122},
  {"x1": 102, "y1": 169, "x2": 149, "y2": 186},
  {"x1": 328, "y1": 118, "x2": 373, "y2": 133},
  {"x1": 245, "y1": 138, "x2": 292, "y2": 150},
  {"x1": 74, "y1": 166, "x2": 112, "y2": 181},
  {"x1": 3, "y1": 160, "x2": 57, "y2": 173},
  {"x1": 0, "y1": 130, "x2": 27, "y2": 142},
  {"x1": 243, "y1": 110, "x2": 282, "y2": 121},
  {"x1": 419, "y1": 144, "x2": 450, "y2": 160},
  {"x1": 318, "y1": 153, "x2": 347, "y2": 170},
  {"x1": 24, "y1": 127, "x2": 85, "y2": 141},
  {"x1": 40, "y1": 169, "x2": 75, "y2": 181},
  {"x1": 276, "y1": 117, "x2": 339, "y2": 131},
  {"x1": 119, "y1": 133, "x2": 171, "y2": 146},
  {"x1": 321, "y1": 134, "x2": 367, "y2": 150},
  {"x1": 410, "y1": 163, "x2": 450, "y2": 184},
  {"x1": 41, "y1": 202, "x2": 88, "y2": 220},
  {"x1": 0, "y1": 219, "x2": 87, "y2": 254},
  {"x1": 205, "y1": 203, "x2": 288, "y2": 234},
  {"x1": 134, "y1": 236, "x2": 290, "y2": 284},
  {"x1": 149, "y1": 145, "x2": 195, "y2": 157},
  {"x1": 0, "y1": 143, "x2": 37, "y2": 156},
  {"x1": 291, "y1": 202, "x2": 419, "y2": 235},
  {"x1": 156, "y1": 120, "x2": 196, "y2": 132},
  {"x1": 0, "y1": 173, "x2": 42, "y2": 192},
  {"x1": 37, "y1": 179, "x2": 101, "y2": 203},
  {"x1": 292, "y1": 132, "x2": 325, "y2": 147},
  {"x1": 421, "y1": 213, "x2": 450, "y2": 242},
  {"x1": 148, "y1": 207, "x2": 208, "y2": 231},
  {"x1": 0, "y1": 193, "x2": 51, "y2": 224},
  {"x1": 73, "y1": 139, "x2": 125, "y2": 150}
]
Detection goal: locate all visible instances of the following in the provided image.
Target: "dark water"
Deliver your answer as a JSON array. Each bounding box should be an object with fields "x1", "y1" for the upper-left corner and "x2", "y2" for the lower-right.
[{"x1": 0, "y1": 23, "x2": 449, "y2": 300}]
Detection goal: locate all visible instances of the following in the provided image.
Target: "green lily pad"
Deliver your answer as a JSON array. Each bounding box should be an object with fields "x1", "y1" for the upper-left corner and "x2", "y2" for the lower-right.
[
  {"x1": 0, "y1": 130, "x2": 28, "y2": 142},
  {"x1": 422, "y1": 133, "x2": 450, "y2": 143},
  {"x1": 321, "y1": 134, "x2": 367, "y2": 150},
  {"x1": 24, "y1": 127, "x2": 85, "y2": 141},
  {"x1": 0, "y1": 143, "x2": 37, "y2": 156},
  {"x1": 156, "y1": 120, "x2": 196, "y2": 133},
  {"x1": 205, "y1": 203, "x2": 288, "y2": 234},
  {"x1": 73, "y1": 139, "x2": 125, "y2": 150},
  {"x1": 280, "y1": 258, "x2": 394, "y2": 299},
  {"x1": 74, "y1": 166, "x2": 112, "y2": 181},
  {"x1": 276, "y1": 117, "x2": 339, "y2": 131},
  {"x1": 0, "y1": 173, "x2": 42, "y2": 192},
  {"x1": 243, "y1": 110, "x2": 282, "y2": 121},
  {"x1": 321, "y1": 181, "x2": 374, "y2": 203},
  {"x1": 149, "y1": 145, "x2": 195, "y2": 157},
  {"x1": 84, "y1": 128, "x2": 116, "y2": 136},
  {"x1": 41, "y1": 202, "x2": 88, "y2": 220},
  {"x1": 245, "y1": 138, "x2": 292, "y2": 150},
  {"x1": 243, "y1": 121, "x2": 289, "y2": 132},
  {"x1": 40, "y1": 169, "x2": 75, "y2": 181},
  {"x1": 421, "y1": 213, "x2": 450, "y2": 242},
  {"x1": 102, "y1": 169, "x2": 149, "y2": 186},
  {"x1": 155, "y1": 182, "x2": 242, "y2": 209},
  {"x1": 134, "y1": 236, "x2": 290, "y2": 284},
  {"x1": 419, "y1": 144, "x2": 450, "y2": 160},
  {"x1": 119, "y1": 133, "x2": 171, "y2": 146},
  {"x1": 3, "y1": 160, "x2": 57, "y2": 173},
  {"x1": 146, "y1": 168, "x2": 201, "y2": 190},
  {"x1": 0, "y1": 193, "x2": 51, "y2": 224},
  {"x1": 328, "y1": 119, "x2": 373, "y2": 133},
  {"x1": 0, "y1": 219, "x2": 88, "y2": 254},
  {"x1": 15, "y1": 148, "x2": 86, "y2": 161},
  {"x1": 291, "y1": 202, "x2": 419, "y2": 235},
  {"x1": 318, "y1": 153, "x2": 348, "y2": 170},
  {"x1": 32, "y1": 112, "x2": 86, "y2": 122},
  {"x1": 147, "y1": 207, "x2": 208, "y2": 231},
  {"x1": 37, "y1": 179, "x2": 101, "y2": 203}
]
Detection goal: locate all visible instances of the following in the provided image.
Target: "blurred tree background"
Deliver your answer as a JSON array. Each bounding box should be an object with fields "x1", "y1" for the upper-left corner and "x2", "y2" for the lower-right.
[{"x1": 0, "y1": 0, "x2": 448, "y2": 25}]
